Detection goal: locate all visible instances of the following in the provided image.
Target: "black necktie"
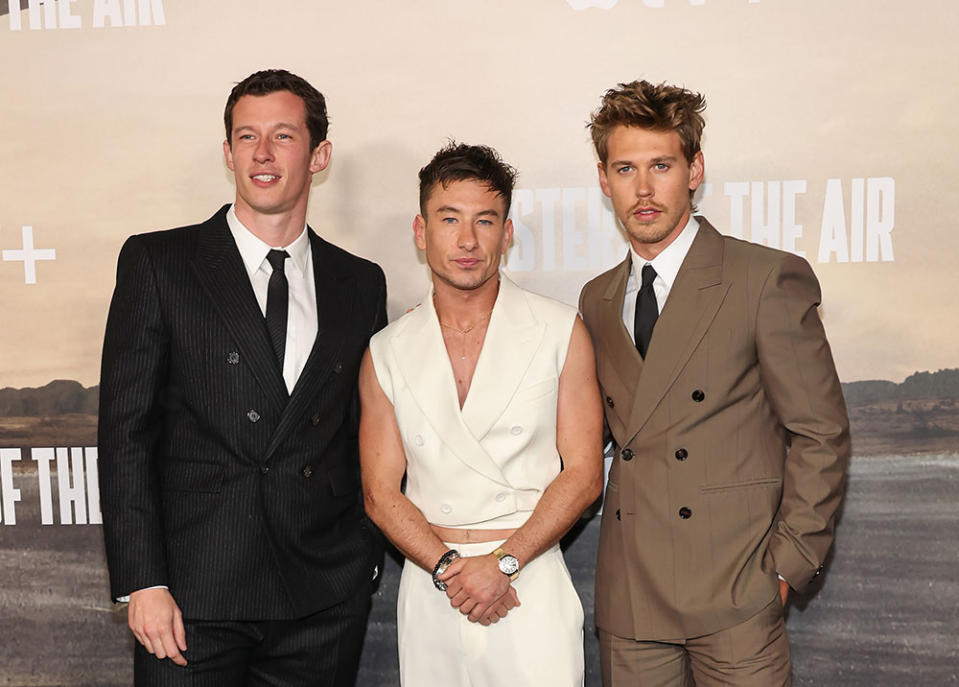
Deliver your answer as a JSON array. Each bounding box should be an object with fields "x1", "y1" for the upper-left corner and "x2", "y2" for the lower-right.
[
  {"x1": 265, "y1": 249, "x2": 289, "y2": 371},
  {"x1": 634, "y1": 264, "x2": 658, "y2": 359}
]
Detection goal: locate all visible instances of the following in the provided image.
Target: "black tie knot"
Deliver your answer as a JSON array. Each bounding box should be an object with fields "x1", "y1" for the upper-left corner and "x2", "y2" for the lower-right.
[
  {"x1": 640, "y1": 263, "x2": 657, "y2": 290},
  {"x1": 267, "y1": 249, "x2": 289, "y2": 273}
]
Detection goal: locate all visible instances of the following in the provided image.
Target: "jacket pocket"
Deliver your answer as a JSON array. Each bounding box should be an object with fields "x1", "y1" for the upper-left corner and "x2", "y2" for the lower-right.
[
  {"x1": 161, "y1": 458, "x2": 223, "y2": 494},
  {"x1": 512, "y1": 377, "x2": 557, "y2": 403},
  {"x1": 700, "y1": 477, "x2": 781, "y2": 494}
]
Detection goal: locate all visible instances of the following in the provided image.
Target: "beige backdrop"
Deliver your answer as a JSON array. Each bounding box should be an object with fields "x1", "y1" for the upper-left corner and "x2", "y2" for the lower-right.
[{"x1": 2, "y1": 0, "x2": 957, "y2": 388}]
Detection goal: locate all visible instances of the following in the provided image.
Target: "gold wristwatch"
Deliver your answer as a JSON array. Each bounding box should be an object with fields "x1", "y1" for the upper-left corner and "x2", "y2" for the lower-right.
[{"x1": 492, "y1": 547, "x2": 520, "y2": 581}]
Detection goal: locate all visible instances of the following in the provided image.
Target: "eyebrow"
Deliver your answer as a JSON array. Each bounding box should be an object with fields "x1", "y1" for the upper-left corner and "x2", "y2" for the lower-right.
[
  {"x1": 233, "y1": 122, "x2": 300, "y2": 134},
  {"x1": 434, "y1": 206, "x2": 501, "y2": 218},
  {"x1": 610, "y1": 155, "x2": 678, "y2": 166}
]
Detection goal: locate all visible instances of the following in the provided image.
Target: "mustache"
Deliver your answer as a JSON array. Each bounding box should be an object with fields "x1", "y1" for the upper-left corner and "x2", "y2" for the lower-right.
[{"x1": 630, "y1": 202, "x2": 665, "y2": 213}]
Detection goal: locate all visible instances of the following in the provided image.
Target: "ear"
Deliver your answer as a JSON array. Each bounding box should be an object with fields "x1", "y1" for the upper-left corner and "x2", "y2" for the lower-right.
[
  {"x1": 309, "y1": 140, "x2": 333, "y2": 174},
  {"x1": 688, "y1": 151, "x2": 704, "y2": 191},
  {"x1": 598, "y1": 161, "x2": 612, "y2": 198},
  {"x1": 413, "y1": 214, "x2": 427, "y2": 251},
  {"x1": 501, "y1": 218, "x2": 514, "y2": 255},
  {"x1": 223, "y1": 139, "x2": 235, "y2": 172}
]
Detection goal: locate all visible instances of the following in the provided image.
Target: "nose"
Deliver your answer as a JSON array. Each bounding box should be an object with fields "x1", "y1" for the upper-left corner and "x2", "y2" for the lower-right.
[
  {"x1": 457, "y1": 223, "x2": 478, "y2": 250},
  {"x1": 253, "y1": 137, "x2": 274, "y2": 163},
  {"x1": 635, "y1": 170, "x2": 653, "y2": 198}
]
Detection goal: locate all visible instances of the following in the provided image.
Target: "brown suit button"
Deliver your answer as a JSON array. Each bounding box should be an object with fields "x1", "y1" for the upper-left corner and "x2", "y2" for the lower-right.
[
  {"x1": 310, "y1": 412, "x2": 321, "y2": 426},
  {"x1": 691, "y1": 389, "x2": 705, "y2": 402},
  {"x1": 621, "y1": 448, "x2": 634, "y2": 461},
  {"x1": 605, "y1": 396, "x2": 615, "y2": 408},
  {"x1": 302, "y1": 465, "x2": 313, "y2": 478},
  {"x1": 679, "y1": 506, "x2": 692, "y2": 519},
  {"x1": 675, "y1": 448, "x2": 688, "y2": 461}
]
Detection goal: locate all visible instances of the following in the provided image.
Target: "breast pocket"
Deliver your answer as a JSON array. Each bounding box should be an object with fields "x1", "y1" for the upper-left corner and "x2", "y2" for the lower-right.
[{"x1": 512, "y1": 377, "x2": 557, "y2": 404}]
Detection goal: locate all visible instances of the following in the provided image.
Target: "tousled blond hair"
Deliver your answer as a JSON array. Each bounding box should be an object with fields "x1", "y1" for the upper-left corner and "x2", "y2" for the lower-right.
[{"x1": 589, "y1": 80, "x2": 706, "y2": 166}]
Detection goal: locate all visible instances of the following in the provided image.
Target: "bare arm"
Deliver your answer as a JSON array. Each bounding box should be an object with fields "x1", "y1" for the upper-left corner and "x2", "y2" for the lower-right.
[
  {"x1": 358, "y1": 349, "x2": 452, "y2": 572},
  {"x1": 440, "y1": 317, "x2": 604, "y2": 618}
]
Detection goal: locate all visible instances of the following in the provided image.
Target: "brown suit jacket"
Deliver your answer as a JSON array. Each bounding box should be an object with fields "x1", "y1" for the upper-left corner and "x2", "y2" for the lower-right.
[{"x1": 579, "y1": 217, "x2": 850, "y2": 641}]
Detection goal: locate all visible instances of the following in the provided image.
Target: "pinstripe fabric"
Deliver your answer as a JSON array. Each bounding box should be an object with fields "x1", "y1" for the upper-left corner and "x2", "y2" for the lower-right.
[{"x1": 98, "y1": 205, "x2": 387, "y2": 621}]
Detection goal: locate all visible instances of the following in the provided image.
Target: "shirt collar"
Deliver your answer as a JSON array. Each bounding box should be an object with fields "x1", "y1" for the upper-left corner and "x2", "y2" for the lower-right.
[
  {"x1": 628, "y1": 214, "x2": 700, "y2": 292},
  {"x1": 226, "y1": 204, "x2": 310, "y2": 279}
]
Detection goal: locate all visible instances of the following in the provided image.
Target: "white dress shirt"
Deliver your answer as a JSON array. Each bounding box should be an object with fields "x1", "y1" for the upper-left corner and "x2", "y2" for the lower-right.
[
  {"x1": 227, "y1": 204, "x2": 318, "y2": 394},
  {"x1": 620, "y1": 215, "x2": 699, "y2": 339}
]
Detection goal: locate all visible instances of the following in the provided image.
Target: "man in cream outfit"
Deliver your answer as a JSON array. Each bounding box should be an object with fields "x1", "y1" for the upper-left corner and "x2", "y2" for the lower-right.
[
  {"x1": 359, "y1": 143, "x2": 604, "y2": 686},
  {"x1": 579, "y1": 80, "x2": 850, "y2": 686}
]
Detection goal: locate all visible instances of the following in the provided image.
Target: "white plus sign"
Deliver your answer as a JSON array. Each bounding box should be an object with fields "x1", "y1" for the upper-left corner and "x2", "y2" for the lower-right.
[{"x1": 3, "y1": 226, "x2": 56, "y2": 285}]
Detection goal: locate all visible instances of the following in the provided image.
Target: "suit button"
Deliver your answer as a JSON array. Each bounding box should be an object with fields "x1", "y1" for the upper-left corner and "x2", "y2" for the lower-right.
[
  {"x1": 302, "y1": 465, "x2": 313, "y2": 478},
  {"x1": 605, "y1": 396, "x2": 615, "y2": 408},
  {"x1": 440, "y1": 503, "x2": 452, "y2": 514},
  {"x1": 260, "y1": 465, "x2": 270, "y2": 475},
  {"x1": 812, "y1": 564, "x2": 825, "y2": 578},
  {"x1": 495, "y1": 492, "x2": 507, "y2": 503},
  {"x1": 310, "y1": 412, "x2": 321, "y2": 426},
  {"x1": 247, "y1": 410, "x2": 260, "y2": 423},
  {"x1": 414, "y1": 435, "x2": 424, "y2": 446},
  {"x1": 333, "y1": 362, "x2": 343, "y2": 374},
  {"x1": 675, "y1": 448, "x2": 688, "y2": 461},
  {"x1": 678, "y1": 506, "x2": 692, "y2": 519},
  {"x1": 227, "y1": 351, "x2": 240, "y2": 365},
  {"x1": 691, "y1": 389, "x2": 705, "y2": 402},
  {"x1": 510, "y1": 425, "x2": 523, "y2": 435},
  {"x1": 621, "y1": 448, "x2": 634, "y2": 461},
  {"x1": 615, "y1": 508, "x2": 621, "y2": 521}
]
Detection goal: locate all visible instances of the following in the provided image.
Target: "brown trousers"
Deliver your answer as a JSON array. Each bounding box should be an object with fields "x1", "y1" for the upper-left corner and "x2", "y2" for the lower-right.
[{"x1": 599, "y1": 598, "x2": 791, "y2": 687}]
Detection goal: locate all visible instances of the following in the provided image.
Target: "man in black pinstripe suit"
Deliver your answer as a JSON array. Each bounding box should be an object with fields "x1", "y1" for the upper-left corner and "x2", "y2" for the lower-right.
[{"x1": 98, "y1": 69, "x2": 387, "y2": 686}]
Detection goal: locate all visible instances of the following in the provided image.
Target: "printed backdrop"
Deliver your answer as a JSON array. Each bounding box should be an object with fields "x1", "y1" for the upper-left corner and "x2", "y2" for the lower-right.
[{"x1": 1, "y1": 1, "x2": 957, "y2": 685}]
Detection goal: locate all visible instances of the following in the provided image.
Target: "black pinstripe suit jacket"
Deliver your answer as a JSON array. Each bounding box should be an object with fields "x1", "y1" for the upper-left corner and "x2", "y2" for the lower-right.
[{"x1": 98, "y1": 205, "x2": 387, "y2": 621}]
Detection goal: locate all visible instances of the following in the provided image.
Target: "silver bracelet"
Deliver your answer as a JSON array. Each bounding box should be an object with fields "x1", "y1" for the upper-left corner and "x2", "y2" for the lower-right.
[{"x1": 431, "y1": 549, "x2": 460, "y2": 591}]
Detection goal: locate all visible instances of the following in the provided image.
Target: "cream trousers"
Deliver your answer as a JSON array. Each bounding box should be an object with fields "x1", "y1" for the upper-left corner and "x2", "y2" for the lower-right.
[{"x1": 397, "y1": 540, "x2": 585, "y2": 686}]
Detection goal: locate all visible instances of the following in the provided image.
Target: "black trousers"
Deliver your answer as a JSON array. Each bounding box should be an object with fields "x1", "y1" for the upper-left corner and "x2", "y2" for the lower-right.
[{"x1": 134, "y1": 590, "x2": 371, "y2": 687}]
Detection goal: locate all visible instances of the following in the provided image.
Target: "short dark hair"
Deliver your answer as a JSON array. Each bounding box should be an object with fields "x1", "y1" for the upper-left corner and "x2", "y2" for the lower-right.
[
  {"x1": 589, "y1": 80, "x2": 706, "y2": 165},
  {"x1": 418, "y1": 142, "x2": 518, "y2": 216},
  {"x1": 224, "y1": 69, "x2": 329, "y2": 151}
]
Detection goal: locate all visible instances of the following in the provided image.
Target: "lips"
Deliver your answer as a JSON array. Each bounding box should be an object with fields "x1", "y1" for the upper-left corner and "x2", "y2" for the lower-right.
[
  {"x1": 454, "y1": 257, "x2": 481, "y2": 268},
  {"x1": 633, "y1": 206, "x2": 662, "y2": 221},
  {"x1": 251, "y1": 173, "x2": 280, "y2": 187}
]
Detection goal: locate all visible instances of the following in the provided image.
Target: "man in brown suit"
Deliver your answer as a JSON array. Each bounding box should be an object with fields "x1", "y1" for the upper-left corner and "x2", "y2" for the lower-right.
[{"x1": 579, "y1": 80, "x2": 850, "y2": 686}]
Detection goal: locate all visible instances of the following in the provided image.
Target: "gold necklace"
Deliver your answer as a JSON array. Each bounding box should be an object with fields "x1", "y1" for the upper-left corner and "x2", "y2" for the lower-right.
[{"x1": 437, "y1": 310, "x2": 492, "y2": 360}]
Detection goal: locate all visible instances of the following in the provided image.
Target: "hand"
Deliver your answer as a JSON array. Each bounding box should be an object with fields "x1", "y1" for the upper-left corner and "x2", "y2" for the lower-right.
[
  {"x1": 778, "y1": 578, "x2": 790, "y2": 607},
  {"x1": 128, "y1": 588, "x2": 187, "y2": 666},
  {"x1": 478, "y1": 585, "x2": 521, "y2": 626},
  {"x1": 438, "y1": 554, "x2": 512, "y2": 622}
]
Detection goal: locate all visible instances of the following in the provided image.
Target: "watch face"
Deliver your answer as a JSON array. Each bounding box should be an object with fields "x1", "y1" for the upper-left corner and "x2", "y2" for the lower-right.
[{"x1": 498, "y1": 554, "x2": 520, "y2": 576}]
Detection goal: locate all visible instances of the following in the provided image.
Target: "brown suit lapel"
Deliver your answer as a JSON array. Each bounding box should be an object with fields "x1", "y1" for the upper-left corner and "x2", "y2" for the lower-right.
[
  {"x1": 594, "y1": 255, "x2": 646, "y2": 424},
  {"x1": 624, "y1": 219, "x2": 731, "y2": 445}
]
